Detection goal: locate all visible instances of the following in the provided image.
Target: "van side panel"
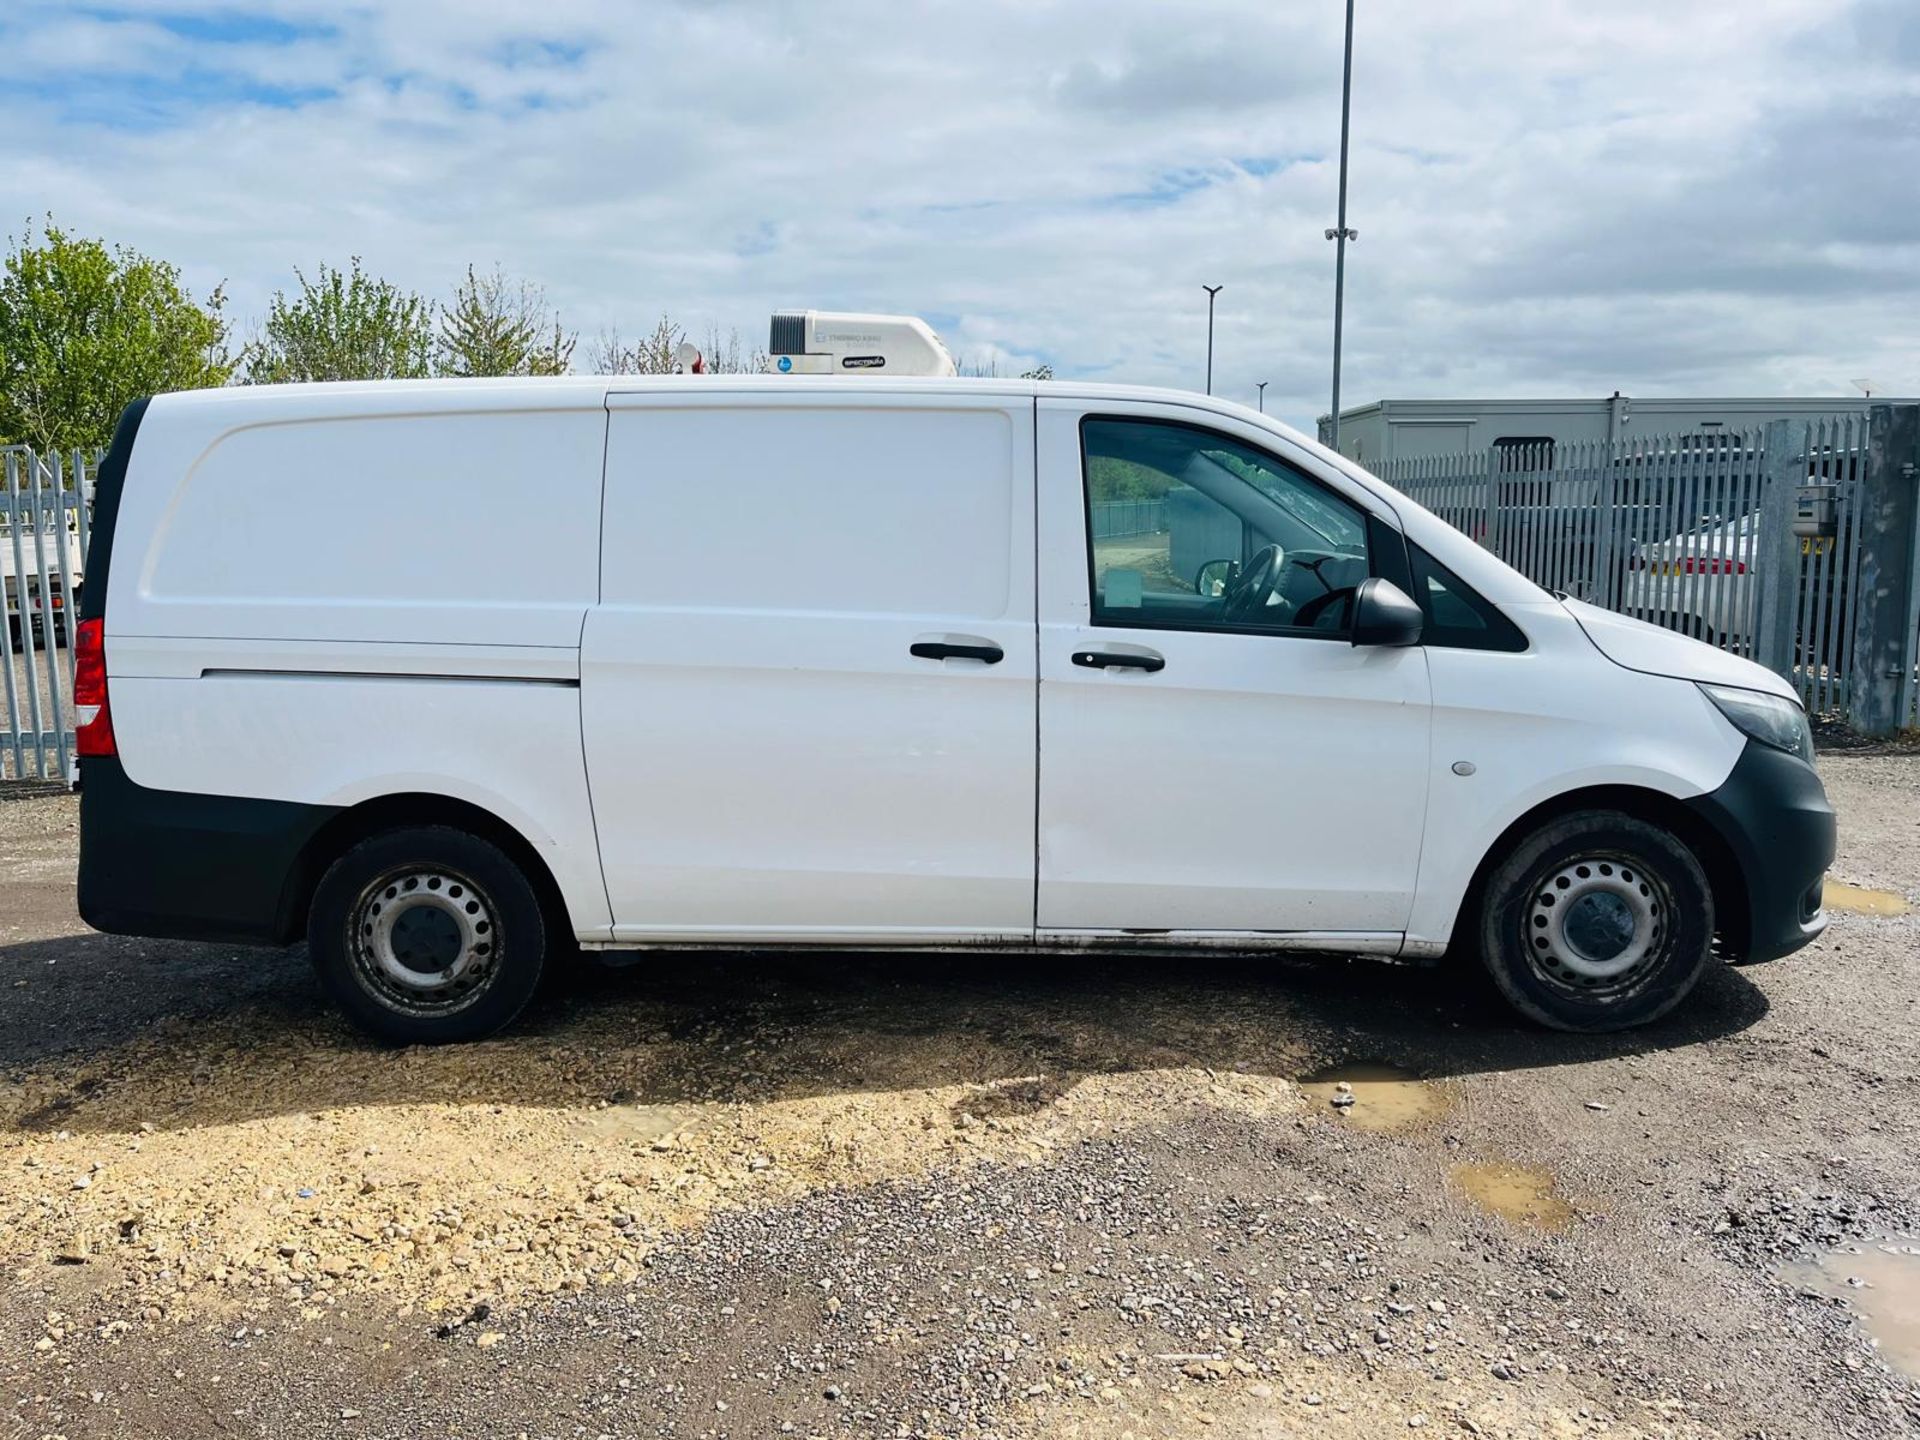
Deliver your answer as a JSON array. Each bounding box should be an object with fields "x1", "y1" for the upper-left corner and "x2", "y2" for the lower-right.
[
  {"x1": 107, "y1": 671, "x2": 611, "y2": 937},
  {"x1": 110, "y1": 404, "x2": 602, "y2": 649},
  {"x1": 88, "y1": 390, "x2": 614, "y2": 943},
  {"x1": 584, "y1": 394, "x2": 1038, "y2": 940}
]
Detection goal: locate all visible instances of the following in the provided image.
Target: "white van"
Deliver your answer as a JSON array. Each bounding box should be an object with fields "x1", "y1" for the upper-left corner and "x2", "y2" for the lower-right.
[{"x1": 74, "y1": 352, "x2": 1834, "y2": 1043}]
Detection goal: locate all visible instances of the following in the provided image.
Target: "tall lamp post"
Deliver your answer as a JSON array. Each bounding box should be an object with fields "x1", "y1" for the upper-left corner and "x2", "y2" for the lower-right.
[
  {"x1": 1325, "y1": 0, "x2": 1358, "y2": 450},
  {"x1": 1256, "y1": 381, "x2": 1268, "y2": 413},
  {"x1": 1203, "y1": 284, "x2": 1223, "y2": 394}
]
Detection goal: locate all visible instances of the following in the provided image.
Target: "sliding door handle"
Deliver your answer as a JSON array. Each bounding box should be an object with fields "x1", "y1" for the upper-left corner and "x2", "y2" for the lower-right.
[
  {"x1": 911, "y1": 635, "x2": 1005, "y2": 664},
  {"x1": 1072, "y1": 648, "x2": 1165, "y2": 673}
]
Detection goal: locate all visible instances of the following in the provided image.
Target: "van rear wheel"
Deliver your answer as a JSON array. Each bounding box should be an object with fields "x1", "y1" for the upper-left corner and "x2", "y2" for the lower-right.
[
  {"x1": 309, "y1": 826, "x2": 547, "y2": 1044},
  {"x1": 1478, "y1": 811, "x2": 1713, "y2": 1032}
]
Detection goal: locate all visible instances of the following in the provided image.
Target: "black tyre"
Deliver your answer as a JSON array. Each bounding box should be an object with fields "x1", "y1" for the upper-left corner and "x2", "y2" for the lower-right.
[
  {"x1": 1478, "y1": 811, "x2": 1712, "y2": 1033},
  {"x1": 308, "y1": 825, "x2": 547, "y2": 1044}
]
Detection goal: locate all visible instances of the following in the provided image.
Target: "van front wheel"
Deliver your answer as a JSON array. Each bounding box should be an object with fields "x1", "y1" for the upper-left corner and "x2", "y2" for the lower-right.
[
  {"x1": 308, "y1": 826, "x2": 547, "y2": 1044},
  {"x1": 1478, "y1": 811, "x2": 1713, "y2": 1032}
]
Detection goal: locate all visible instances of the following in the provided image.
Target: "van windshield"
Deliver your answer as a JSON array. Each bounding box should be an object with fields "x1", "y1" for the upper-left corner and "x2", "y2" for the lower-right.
[{"x1": 1212, "y1": 450, "x2": 1352, "y2": 548}]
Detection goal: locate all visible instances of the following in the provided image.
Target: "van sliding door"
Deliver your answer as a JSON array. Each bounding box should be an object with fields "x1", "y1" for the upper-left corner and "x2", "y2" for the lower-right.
[{"x1": 582, "y1": 392, "x2": 1038, "y2": 944}]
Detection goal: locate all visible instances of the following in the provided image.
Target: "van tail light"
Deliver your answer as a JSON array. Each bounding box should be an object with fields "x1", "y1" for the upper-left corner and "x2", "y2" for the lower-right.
[{"x1": 73, "y1": 618, "x2": 116, "y2": 758}]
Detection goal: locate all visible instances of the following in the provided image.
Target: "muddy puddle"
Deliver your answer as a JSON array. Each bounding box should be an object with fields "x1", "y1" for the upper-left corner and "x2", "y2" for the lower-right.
[
  {"x1": 1299, "y1": 1062, "x2": 1451, "y2": 1133},
  {"x1": 1823, "y1": 880, "x2": 1909, "y2": 917},
  {"x1": 1781, "y1": 1235, "x2": 1920, "y2": 1379},
  {"x1": 1452, "y1": 1160, "x2": 1575, "y2": 1231}
]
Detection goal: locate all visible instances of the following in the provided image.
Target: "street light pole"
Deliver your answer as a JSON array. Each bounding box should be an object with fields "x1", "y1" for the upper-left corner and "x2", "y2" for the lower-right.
[
  {"x1": 1256, "y1": 381, "x2": 1268, "y2": 413},
  {"x1": 1325, "y1": 0, "x2": 1357, "y2": 451},
  {"x1": 1203, "y1": 284, "x2": 1223, "y2": 395}
]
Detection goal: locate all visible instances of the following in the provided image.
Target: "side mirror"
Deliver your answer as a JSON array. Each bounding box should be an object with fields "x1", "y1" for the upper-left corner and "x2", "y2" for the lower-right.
[
  {"x1": 1194, "y1": 558, "x2": 1236, "y2": 598},
  {"x1": 1351, "y1": 577, "x2": 1423, "y2": 647}
]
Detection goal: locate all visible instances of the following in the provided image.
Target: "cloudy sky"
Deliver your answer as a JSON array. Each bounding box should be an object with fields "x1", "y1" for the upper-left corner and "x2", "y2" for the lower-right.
[{"x1": 3, "y1": 0, "x2": 1915, "y2": 429}]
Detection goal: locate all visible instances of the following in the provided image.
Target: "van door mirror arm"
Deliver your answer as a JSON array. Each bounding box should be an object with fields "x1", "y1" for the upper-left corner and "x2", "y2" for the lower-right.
[{"x1": 1350, "y1": 577, "x2": 1424, "y2": 648}]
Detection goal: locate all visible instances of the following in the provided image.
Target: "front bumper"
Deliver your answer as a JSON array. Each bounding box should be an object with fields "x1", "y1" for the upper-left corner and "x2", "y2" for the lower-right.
[{"x1": 1684, "y1": 739, "x2": 1836, "y2": 962}]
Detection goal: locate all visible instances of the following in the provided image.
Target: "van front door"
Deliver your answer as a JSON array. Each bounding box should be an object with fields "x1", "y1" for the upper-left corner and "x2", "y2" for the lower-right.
[
  {"x1": 1037, "y1": 401, "x2": 1432, "y2": 945},
  {"x1": 582, "y1": 393, "x2": 1037, "y2": 944}
]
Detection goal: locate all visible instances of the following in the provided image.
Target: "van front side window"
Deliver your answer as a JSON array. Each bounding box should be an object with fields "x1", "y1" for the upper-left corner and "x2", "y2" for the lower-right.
[{"x1": 1081, "y1": 418, "x2": 1369, "y2": 636}]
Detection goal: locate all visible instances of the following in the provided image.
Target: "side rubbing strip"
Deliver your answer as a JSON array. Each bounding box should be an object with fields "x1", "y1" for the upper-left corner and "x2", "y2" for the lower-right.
[{"x1": 198, "y1": 669, "x2": 579, "y2": 688}]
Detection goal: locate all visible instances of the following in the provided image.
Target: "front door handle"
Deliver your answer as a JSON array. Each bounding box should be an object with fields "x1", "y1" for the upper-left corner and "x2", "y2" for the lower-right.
[
  {"x1": 911, "y1": 635, "x2": 1005, "y2": 665},
  {"x1": 1072, "y1": 648, "x2": 1165, "y2": 673}
]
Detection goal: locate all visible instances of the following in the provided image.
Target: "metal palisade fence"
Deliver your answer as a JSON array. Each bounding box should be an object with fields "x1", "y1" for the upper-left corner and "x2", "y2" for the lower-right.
[
  {"x1": 2, "y1": 445, "x2": 97, "y2": 782},
  {"x1": 1090, "y1": 497, "x2": 1167, "y2": 540},
  {"x1": 1378, "y1": 408, "x2": 1920, "y2": 730}
]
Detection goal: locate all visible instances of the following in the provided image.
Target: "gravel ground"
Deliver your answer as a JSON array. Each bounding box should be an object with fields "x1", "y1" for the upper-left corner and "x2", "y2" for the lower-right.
[{"x1": 1, "y1": 757, "x2": 1918, "y2": 1438}]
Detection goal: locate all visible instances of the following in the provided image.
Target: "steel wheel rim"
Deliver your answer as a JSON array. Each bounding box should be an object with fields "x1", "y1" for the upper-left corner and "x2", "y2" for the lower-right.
[
  {"x1": 348, "y1": 866, "x2": 499, "y2": 1016},
  {"x1": 1524, "y1": 853, "x2": 1669, "y2": 998}
]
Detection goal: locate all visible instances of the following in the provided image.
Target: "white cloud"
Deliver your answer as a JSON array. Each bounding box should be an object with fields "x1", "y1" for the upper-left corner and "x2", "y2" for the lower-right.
[{"x1": 0, "y1": 0, "x2": 1914, "y2": 426}]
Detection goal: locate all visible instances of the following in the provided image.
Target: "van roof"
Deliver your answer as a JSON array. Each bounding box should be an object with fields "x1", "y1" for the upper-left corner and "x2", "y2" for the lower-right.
[
  {"x1": 155, "y1": 373, "x2": 1223, "y2": 403},
  {"x1": 145, "y1": 374, "x2": 1316, "y2": 440},
  {"x1": 139, "y1": 372, "x2": 1367, "y2": 505}
]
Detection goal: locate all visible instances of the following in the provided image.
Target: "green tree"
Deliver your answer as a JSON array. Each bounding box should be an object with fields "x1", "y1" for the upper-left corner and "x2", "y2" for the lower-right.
[
  {"x1": 589, "y1": 315, "x2": 684, "y2": 375},
  {"x1": 437, "y1": 265, "x2": 575, "y2": 377},
  {"x1": 589, "y1": 318, "x2": 771, "y2": 375},
  {"x1": 0, "y1": 219, "x2": 230, "y2": 453},
  {"x1": 696, "y1": 324, "x2": 767, "y2": 375},
  {"x1": 958, "y1": 358, "x2": 1054, "y2": 380},
  {"x1": 244, "y1": 258, "x2": 434, "y2": 384}
]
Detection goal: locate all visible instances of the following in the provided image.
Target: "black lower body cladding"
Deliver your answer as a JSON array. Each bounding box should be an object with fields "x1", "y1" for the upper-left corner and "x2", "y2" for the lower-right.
[
  {"x1": 77, "y1": 755, "x2": 339, "y2": 946},
  {"x1": 1684, "y1": 739, "x2": 1837, "y2": 962}
]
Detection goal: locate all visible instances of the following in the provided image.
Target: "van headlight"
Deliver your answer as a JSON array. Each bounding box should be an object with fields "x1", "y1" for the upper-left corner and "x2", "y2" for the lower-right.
[{"x1": 1698, "y1": 683, "x2": 1814, "y2": 763}]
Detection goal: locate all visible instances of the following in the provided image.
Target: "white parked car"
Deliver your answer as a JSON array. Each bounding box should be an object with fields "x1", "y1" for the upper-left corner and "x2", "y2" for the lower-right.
[
  {"x1": 74, "y1": 316, "x2": 1834, "y2": 1043},
  {"x1": 1621, "y1": 514, "x2": 1757, "y2": 649}
]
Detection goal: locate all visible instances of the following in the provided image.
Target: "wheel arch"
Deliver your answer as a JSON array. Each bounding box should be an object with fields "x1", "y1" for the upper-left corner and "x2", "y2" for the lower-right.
[
  {"x1": 1447, "y1": 783, "x2": 1750, "y2": 961},
  {"x1": 276, "y1": 791, "x2": 573, "y2": 946}
]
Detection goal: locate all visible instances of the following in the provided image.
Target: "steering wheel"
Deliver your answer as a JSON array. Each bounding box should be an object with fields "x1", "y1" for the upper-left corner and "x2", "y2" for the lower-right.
[{"x1": 1222, "y1": 543, "x2": 1284, "y2": 621}]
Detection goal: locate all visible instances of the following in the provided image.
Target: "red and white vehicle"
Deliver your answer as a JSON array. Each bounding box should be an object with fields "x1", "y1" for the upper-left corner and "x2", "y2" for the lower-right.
[
  {"x1": 1622, "y1": 514, "x2": 1757, "y2": 648},
  {"x1": 2, "y1": 521, "x2": 84, "y2": 638}
]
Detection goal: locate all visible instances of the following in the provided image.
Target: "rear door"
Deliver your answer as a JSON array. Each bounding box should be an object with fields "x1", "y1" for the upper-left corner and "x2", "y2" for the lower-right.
[
  {"x1": 583, "y1": 390, "x2": 1037, "y2": 944},
  {"x1": 1037, "y1": 398, "x2": 1432, "y2": 943}
]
